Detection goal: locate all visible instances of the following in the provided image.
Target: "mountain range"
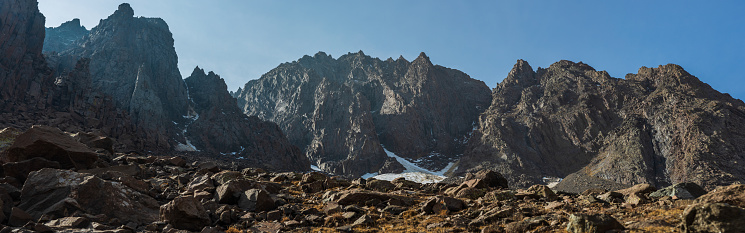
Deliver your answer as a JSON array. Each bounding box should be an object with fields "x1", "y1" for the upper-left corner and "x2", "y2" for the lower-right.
[{"x1": 3, "y1": 1, "x2": 745, "y2": 191}]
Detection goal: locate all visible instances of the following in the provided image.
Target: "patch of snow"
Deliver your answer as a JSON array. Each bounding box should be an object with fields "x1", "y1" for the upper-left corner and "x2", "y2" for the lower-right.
[
  {"x1": 366, "y1": 146, "x2": 451, "y2": 184},
  {"x1": 372, "y1": 172, "x2": 446, "y2": 184},
  {"x1": 310, "y1": 165, "x2": 322, "y2": 172},
  {"x1": 361, "y1": 172, "x2": 378, "y2": 179}
]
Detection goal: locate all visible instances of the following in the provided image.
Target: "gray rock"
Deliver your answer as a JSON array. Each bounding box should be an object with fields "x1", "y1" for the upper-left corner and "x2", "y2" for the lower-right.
[
  {"x1": 650, "y1": 182, "x2": 706, "y2": 199},
  {"x1": 566, "y1": 213, "x2": 624, "y2": 233},
  {"x1": 238, "y1": 189, "x2": 275, "y2": 212},
  {"x1": 683, "y1": 203, "x2": 745, "y2": 233},
  {"x1": 159, "y1": 196, "x2": 210, "y2": 232}
]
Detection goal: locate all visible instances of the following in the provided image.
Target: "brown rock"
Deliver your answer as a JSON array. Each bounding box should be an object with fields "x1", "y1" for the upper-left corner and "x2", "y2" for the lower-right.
[
  {"x1": 159, "y1": 196, "x2": 210, "y2": 231},
  {"x1": 18, "y1": 168, "x2": 159, "y2": 225},
  {"x1": 211, "y1": 171, "x2": 243, "y2": 186},
  {"x1": 238, "y1": 189, "x2": 275, "y2": 212},
  {"x1": 2, "y1": 157, "x2": 60, "y2": 183},
  {"x1": 8, "y1": 207, "x2": 33, "y2": 227},
  {"x1": 301, "y1": 172, "x2": 327, "y2": 184},
  {"x1": 566, "y1": 213, "x2": 624, "y2": 233},
  {"x1": 46, "y1": 216, "x2": 90, "y2": 228},
  {"x1": 366, "y1": 179, "x2": 396, "y2": 192},
  {"x1": 333, "y1": 189, "x2": 414, "y2": 207},
  {"x1": 3, "y1": 125, "x2": 98, "y2": 169},
  {"x1": 214, "y1": 179, "x2": 256, "y2": 204},
  {"x1": 694, "y1": 184, "x2": 745, "y2": 208},
  {"x1": 526, "y1": 184, "x2": 558, "y2": 201},
  {"x1": 683, "y1": 203, "x2": 745, "y2": 233}
]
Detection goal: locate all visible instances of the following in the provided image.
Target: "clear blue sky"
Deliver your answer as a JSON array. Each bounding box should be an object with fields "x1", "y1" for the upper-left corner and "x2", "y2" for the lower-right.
[{"x1": 39, "y1": 1, "x2": 745, "y2": 100}]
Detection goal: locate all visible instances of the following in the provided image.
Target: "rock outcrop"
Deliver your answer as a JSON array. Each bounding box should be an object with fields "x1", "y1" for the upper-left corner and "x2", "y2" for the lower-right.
[
  {"x1": 184, "y1": 67, "x2": 309, "y2": 171},
  {"x1": 42, "y1": 18, "x2": 88, "y2": 53},
  {"x1": 52, "y1": 3, "x2": 189, "y2": 149},
  {"x1": 234, "y1": 51, "x2": 491, "y2": 176},
  {"x1": 461, "y1": 60, "x2": 745, "y2": 189}
]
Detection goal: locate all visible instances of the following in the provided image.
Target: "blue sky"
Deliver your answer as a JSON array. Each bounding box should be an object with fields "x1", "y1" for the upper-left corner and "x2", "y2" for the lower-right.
[{"x1": 39, "y1": 1, "x2": 745, "y2": 100}]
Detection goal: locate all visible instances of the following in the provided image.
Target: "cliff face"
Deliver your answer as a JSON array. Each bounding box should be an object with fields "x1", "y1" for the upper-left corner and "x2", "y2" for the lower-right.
[
  {"x1": 235, "y1": 51, "x2": 491, "y2": 176},
  {"x1": 53, "y1": 3, "x2": 188, "y2": 148},
  {"x1": 184, "y1": 67, "x2": 309, "y2": 171},
  {"x1": 0, "y1": 0, "x2": 52, "y2": 111},
  {"x1": 42, "y1": 18, "x2": 88, "y2": 54},
  {"x1": 461, "y1": 60, "x2": 745, "y2": 189}
]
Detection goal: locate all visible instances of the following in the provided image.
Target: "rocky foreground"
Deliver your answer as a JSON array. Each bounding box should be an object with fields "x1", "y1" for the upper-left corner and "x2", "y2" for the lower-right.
[{"x1": 0, "y1": 126, "x2": 743, "y2": 233}]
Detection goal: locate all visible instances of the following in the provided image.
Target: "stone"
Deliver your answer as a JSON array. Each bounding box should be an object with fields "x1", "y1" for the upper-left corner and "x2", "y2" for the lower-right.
[
  {"x1": 566, "y1": 213, "x2": 624, "y2": 233},
  {"x1": 46, "y1": 216, "x2": 89, "y2": 228},
  {"x1": 185, "y1": 174, "x2": 214, "y2": 193},
  {"x1": 366, "y1": 179, "x2": 396, "y2": 192},
  {"x1": 238, "y1": 189, "x2": 275, "y2": 212},
  {"x1": 301, "y1": 172, "x2": 327, "y2": 184},
  {"x1": 214, "y1": 179, "x2": 256, "y2": 204},
  {"x1": 8, "y1": 207, "x2": 33, "y2": 227},
  {"x1": 18, "y1": 168, "x2": 159, "y2": 225},
  {"x1": 693, "y1": 184, "x2": 745, "y2": 208},
  {"x1": 526, "y1": 184, "x2": 558, "y2": 201},
  {"x1": 421, "y1": 196, "x2": 465, "y2": 214},
  {"x1": 683, "y1": 203, "x2": 745, "y2": 233},
  {"x1": 333, "y1": 189, "x2": 414, "y2": 207},
  {"x1": 72, "y1": 132, "x2": 114, "y2": 154},
  {"x1": 266, "y1": 210, "x2": 282, "y2": 221},
  {"x1": 159, "y1": 196, "x2": 210, "y2": 232},
  {"x1": 2, "y1": 157, "x2": 60, "y2": 183},
  {"x1": 211, "y1": 171, "x2": 244, "y2": 186},
  {"x1": 650, "y1": 182, "x2": 707, "y2": 199},
  {"x1": 3, "y1": 125, "x2": 98, "y2": 169}
]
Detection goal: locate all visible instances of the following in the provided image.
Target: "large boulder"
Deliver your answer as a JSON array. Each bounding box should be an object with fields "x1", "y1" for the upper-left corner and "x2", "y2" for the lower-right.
[
  {"x1": 694, "y1": 184, "x2": 745, "y2": 208},
  {"x1": 238, "y1": 189, "x2": 275, "y2": 212},
  {"x1": 17, "y1": 168, "x2": 159, "y2": 225},
  {"x1": 3, "y1": 126, "x2": 99, "y2": 169},
  {"x1": 566, "y1": 213, "x2": 624, "y2": 233},
  {"x1": 683, "y1": 203, "x2": 745, "y2": 233},
  {"x1": 160, "y1": 196, "x2": 210, "y2": 231},
  {"x1": 649, "y1": 182, "x2": 707, "y2": 200}
]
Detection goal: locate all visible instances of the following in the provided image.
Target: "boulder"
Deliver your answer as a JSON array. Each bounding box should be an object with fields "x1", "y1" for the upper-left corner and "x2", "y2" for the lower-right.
[
  {"x1": 694, "y1": 184, "x2": 745, "y2": 208},
  {"x1": 526, "y1": 184, "x2": 558, "y2": 201},
  {"x1": 566, "y1": 213, "x2": 624, "y2": 233},
  {"x1": 185, "y1": 174, "x2": 214, "y2": 193},
  {"x1": 333, "y1": 189, "x2": 414, "y2": 207},
  {"x1": 366, "y1": 179, "x2": 396, "y2": 192},
  {"x1": 8, "y1": 207, "x2": 33, "y2": 227},
  {"x1": 301, "y1": 172, "x2": 327, "y2": 184},
  {"x1": 159, "y1": 196, "x2": 210, "y2": 231},
  {"x1": 18, "y1": 168, "x2": 159, "y2": 225},
  {"x1": 421, "y1": 196, "x2": 465, "y2": 214},
  {"x1": 238, "y1": 189, "x2": 275, "y2": 212},
  {"x1": 649, "y1": 182, "x2": 707, "y2": 199},
  {"x1": 3, "y1": 126, "x2": 99, "y2": 169},
  {"x1": 2, "y1": 157, "x2": 60, "y2": 183},
  {"x1": 211, "y1": 171, "x2": 244, "y2": 186},
  {"x1": 214, "y1": 179, "x2": 256, "y2": 204},
  {"x1": 465, "y1": 170, "x2": 509, "y2": 189},
  {"x1": 72, "y1": 132, "x2": 114, "y2": 154},
  {"x1": 683, "y1": 203, "x2": 745, "y2": 233}
]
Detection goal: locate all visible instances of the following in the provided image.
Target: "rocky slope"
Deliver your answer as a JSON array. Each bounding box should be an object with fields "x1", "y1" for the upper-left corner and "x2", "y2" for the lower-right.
[
  {"x1": 460, "y1": 60, "x2": 745, "y2": 190},
  {"x1": 42, "y1": 18, "x2": 88, "y2": 54},
  {"x1": 234, "y1": 51, "x2": 491, "y2": 177},
  {"x1": 184, "y1": 67, "x2": 309, "y2": 172},
  {"x1": 1, "y1": 125, "x2": 743, "y2": 232}
]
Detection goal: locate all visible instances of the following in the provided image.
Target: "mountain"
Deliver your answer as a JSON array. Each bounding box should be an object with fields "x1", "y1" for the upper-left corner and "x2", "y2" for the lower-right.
[
  {"x1": 234, "y1": 51, "x2": 491, "y2": 176},
  {"x1": 460, "y1": 60, "x2": 745, "y2": 190},
  {"x1": 184, "y1": 67, "x2": 309, "y2": 171},
  {"x1": 46, "y1": 3, "x2": 189, "y2": 148},
  {"x1": 42, "y1": 18, "x2": 88, "y2": 53},
  {"x1": 1, "y1": 1, "x2": 309, "y2": 172}
]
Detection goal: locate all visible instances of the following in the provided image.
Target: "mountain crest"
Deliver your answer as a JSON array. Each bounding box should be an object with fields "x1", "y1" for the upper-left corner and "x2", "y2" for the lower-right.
[{"x1": 113, "y1": 3, "x2": 134, "y2": 19}]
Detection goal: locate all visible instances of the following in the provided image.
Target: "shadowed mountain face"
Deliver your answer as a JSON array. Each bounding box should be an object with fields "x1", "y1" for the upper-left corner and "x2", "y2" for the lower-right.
[
  {"x1": 461, "y1": 60, "x2": 745, "y2": 190},
  {"x1": 1, "y1": 1, "x2": 308, "y2": 172},
  {"x1": 234, "y1": 51, "x2": 492, "y2": 177},
  {"x1": 184, "y1": 68, "x2": 310, "y2": 172}
]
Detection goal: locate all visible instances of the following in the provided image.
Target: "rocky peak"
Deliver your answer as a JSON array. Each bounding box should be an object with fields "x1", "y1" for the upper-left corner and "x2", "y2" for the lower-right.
[
  {"x1": 462, "y1": 59, "x2": 745, "y2": 190},
  {"x1": 43, "y1": 18, "x2": 89, "y2": 53},
  {"x1": 236, "y1": 51, "x2": 491, "y2": 177},
  {"x1": 411, "y1": 52, "x2": 433, "y2": 67},
  {"x1": 112, "y1": 3, "x2": 134, "y2": 19}
]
